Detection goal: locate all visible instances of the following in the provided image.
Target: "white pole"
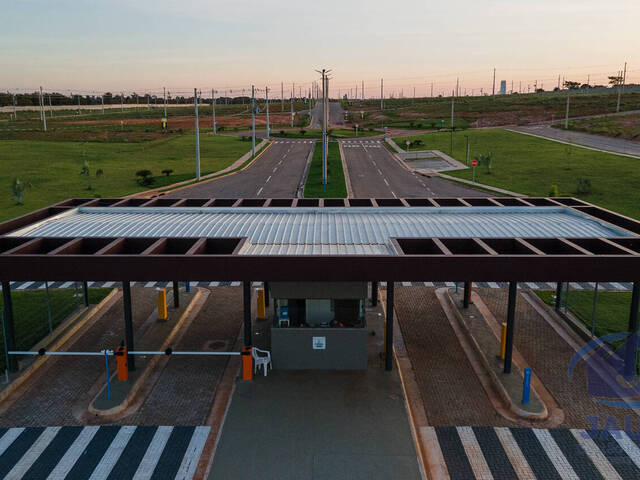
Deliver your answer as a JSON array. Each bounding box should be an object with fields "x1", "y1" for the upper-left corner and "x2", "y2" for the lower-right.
[
  {"x1": 564, "y1": 90, "x2": 570, "y2": 129},
  {"x1": 163, "y1": 87, "x2": 167, "y2": 118},
  {"x1": 48, "y1": 94, "x2": 53, "y2": 117},
  {"x1": 290, "y1": 91, "x2": 294, "y2": 128},
  {"x1": 11, "y1": 92, "x2": 17, "y2": 119},
  {"x1": 616, "y1": 62, "x2": 627, "y2": 113},
  {"x1": 251, "y1": 85, "x2": 256, "y2": 157},
  {"x1": 265, "y1": 86, "x2": 270, "y2": 139},
  {"x1": 380, "y1": 78, "x2": 384, "y2": 110},
  {"x1": 492, "y1": 68, "x2": 496, "y2": 97},
  {"x1": 121, "y1": 92, "x2": 124, "y2": 112},
  {"x1": 194, "y1": 88, "x2": 200, "y2": 181},
  {"x1": 101, "y1": 95, "x2": 104, "y2": 114},
  {"x1": 39, "y1": 86, "x2": 47, "y2": 132},
  {"x1": 212, "y1": 88, "x2": 216, "y2": 134},
  {"x1": 281, "y1": 82, "x2": 284, "y2": 111}
]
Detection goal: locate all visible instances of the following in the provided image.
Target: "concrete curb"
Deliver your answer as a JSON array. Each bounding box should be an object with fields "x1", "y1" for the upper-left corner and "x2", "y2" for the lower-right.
[
  {"x1": 337, "y1": 141, "x2": 354, "y2": 198},
  {"x1": 298, "y1": 141, "x2": 316, "y2": 198},
  {"x1": 436, "y1": 288, "x2": 564, "y2": 427},
  {"x1": 0, "y1": 289, "x2": 121, "y2": 411},
  {"x1": 435, "y1": 173, "x2": 525, "y2": 197},
  {"x1": 130, "y1": 138, "x2": 271, "y2": 198},
  {"x1": 86, "y1": 288, "x2": 209, "y2": 419}
]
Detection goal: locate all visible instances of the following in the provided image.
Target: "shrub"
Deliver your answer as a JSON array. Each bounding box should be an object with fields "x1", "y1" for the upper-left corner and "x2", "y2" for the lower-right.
[
  {"x1": 475, "y1": 152, "x2": 494, "y2": 173},
  {"x1": 135, "y1": 169, "x2": 154, "y2": 186},
  {"x1": 218, "y1": 126, "x2": 225, "y2": 132},
  {"x1": 279, "y1": 130, "x2": 286, "y2": 136},
  {"x1": 549, "y1": 184, "x2": 559, "y2": 197},
  {"x1": 576, "y1": 178, "x2": 592, "y2": 194},
  {"x1": 162, "y1": 169, "x2": 173, "y2": 177},
  {"x1": 12, "y1": 178, "x2": 32, "y2": 205},
  {"x1": 299, "y1": 129, "x2": 306, "y2": 135}
]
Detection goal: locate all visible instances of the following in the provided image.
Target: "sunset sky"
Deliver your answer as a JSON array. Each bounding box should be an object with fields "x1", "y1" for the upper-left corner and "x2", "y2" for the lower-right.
[{"x1": 3, "y1": 0, "x2": 639, "y2": 97}]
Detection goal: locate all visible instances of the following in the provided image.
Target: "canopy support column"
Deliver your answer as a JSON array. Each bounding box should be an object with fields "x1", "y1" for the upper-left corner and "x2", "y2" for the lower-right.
[
  {"x1": 503, "y1": 281, "x2": 517, "y2": 374},
  {"x1": 244, "y1": 281, "x2": 252, "y2": 347},
  {"x1": 385, "y1": 282, "x2": 394, "y2": 371},
  {"x1": 463, "y1": 281, "x2": 472, "y2": 308},
  {"x1": 82, "y1": 281, "x2": 89, "y2": 307},
  {"x1": 555, "y1": 282, "x2": 563, "y2": 311},
  {"x1": 264, "y1": 281, "x2": 270, "y2": 307},
  {"x1": 173, "y1": 281, "x2": 180, "y2": 309},
  {"x1": 372, "y1": 281, "x2": 378, "y2": 306},
  {"x1": 2, "y1": 281, "x2": 18, "y2": 372},
  {"x1": 122, "y1": 281, "x2": 135, "y2": 371},
  {"x1": 624, "y1": 281, "x2": 640, "y2": 379}
]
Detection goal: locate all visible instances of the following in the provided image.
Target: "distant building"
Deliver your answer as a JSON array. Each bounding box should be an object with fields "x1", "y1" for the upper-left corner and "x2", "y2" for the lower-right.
[{"x1": 500, "y1": 80, "x2": 507, "y2": 95}]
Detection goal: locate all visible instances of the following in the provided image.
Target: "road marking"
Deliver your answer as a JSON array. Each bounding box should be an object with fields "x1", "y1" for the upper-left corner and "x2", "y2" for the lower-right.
[
  {"x1": 571, "y1": 429, "x2": 622, "y2": 480},
  {"x1": 0, "y1": 428, "x2": 25, "y2": 456},
  {"x1": 132, "y1": 426, "x2": 174, "y2": 480},
  {"x1": 377, "y1": 169, "x2": 383, "y2": 175},
  {"x1": 256, "y1": 187, "x2": 263, "y2": 196},
  {"x1": 16, "y1": 281, "x2": 35, "y2": 290},
  {"x1": 266, "y1": 176, "x2": 272, "y2": 183},
  {"x1": 6, "y1": 427, "x2": 61, "y2": 478},
  {"x1": 88, "y1": 425, "x2": 136, "y2": 480},
  {"x1": 174, "y1": 426, "x2": 210, "y2": 480},
  {"x1": 383, "y1": 178, "x2": 389, "y2": 186},
  {"x1": 391, "y1": 191, "x2": 397, "y2": 198},
  {"x1": 532, "y1": 428, "x2": 579, "y2": 479},
  {"x1": 456, "y1": 426, "x2": 494, "y2": 480},
  {"x1": 273, "y1": 167, "x2": 278, "y2": 172},
  {"x1": 494, "y1": 427, "x2": 537, "y2": 480},
  {"x1": 613, "y1": 432, "x2": 640, "y2": 469},
  {"x1": 48, "y1": 426, "x2": 100, "y2": 479}
]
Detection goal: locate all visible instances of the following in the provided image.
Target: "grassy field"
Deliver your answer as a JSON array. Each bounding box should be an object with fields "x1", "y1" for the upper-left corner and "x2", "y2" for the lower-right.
[
  {"x1": 0, "y1": 287, "x2": 112, "y2": 371},
  {"x1": 393, "y1": 129, "x2": 640, "y2": 219},
  {"x1": 304, "y1": 141, "x2": 347, "y2": 198},
  {"x1": 343, "y1": 91, "x2": 640, "y2": 129},
  {"x1": 560, "y1": 113, "x2": 640, "y2": 141},
  {"x1": 1, "y1": 134, "x2": 252, "y2": 221}
]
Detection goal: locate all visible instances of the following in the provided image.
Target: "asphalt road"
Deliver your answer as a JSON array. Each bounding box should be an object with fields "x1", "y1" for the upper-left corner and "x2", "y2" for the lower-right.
[
  {"x1": 341, "y1": 139, "x2": 487, "y2": 198},
  {"x1": 511, "y1": 125, "x2": 640, "y2": 158},
  {"x1": 310, "y1": 101, "x2": 345, "y2": 128},
  {"x1": 167, "y1": 139, "x2": 314, "y2": 198}
]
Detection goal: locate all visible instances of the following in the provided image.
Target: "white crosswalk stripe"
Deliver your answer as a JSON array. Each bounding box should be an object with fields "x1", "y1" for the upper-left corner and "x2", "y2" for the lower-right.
[
  {"x1": 88, "y1": 425, "x2": 136, "y2": 479},
  {"x1": 47, "y1": 426, "x2": 100, "y2": 480},
  {"x1": 6, "y1": 427, "x2": 61, "y2": 479},
  {"x1": 532, "y1": 428, "x2": 579, "y2": 479},
  {"x1": 612, "y1": 431, "x2": 640, "y2": 470},
  {"x1": 174, "y1": 426, "x2": 210, "y2": 480},
  {"x1": 133, "y1": 426, "x2": 174, "y2": 480},
  {"x1": 570, "y1": 429, "x2": 623, "y2": 480},
  {"x1": 0, "y1": 428, "x2": 25, "y2": 456},
  {"x1": 456, "y1": 426, "x2": 494, "y2": 480},
  {"x1": 494, "y1": 427, "x2": 537, "y2": 479}
]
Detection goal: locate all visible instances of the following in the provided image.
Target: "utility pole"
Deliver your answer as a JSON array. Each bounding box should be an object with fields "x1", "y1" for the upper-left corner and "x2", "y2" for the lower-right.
[
  {"x1": 431, "y1": 83, "x2": 433, "y2": 97},
  {"x1": 290, "y1": 92, "x2": 294, "y2": 128},
  {"x1": 356, "y1": 83, "x2": 358, "y2": 100},
  {"x1": 492, "y1": 68, "x2": 496, "y2": 97},
  {"x1": 450, "y1": 90, "x2": 454, "y2": 155},
  {"x1": 281, "y1": 82, "x2": 284, "y2": 111},
  {"x1": 101, "y1": 95, "x2": 104, "y2": 114},
  {"x1": 39, "y1": 86, "x2": 47, "y2": 132},
  {"x1": 251, "y1": 85, "x2": 256, "y2": 157},
  {"x1": 48, "y1": 95, "x2": 53, "y2": 117},
  {"x1": 194, "y1": 88, "x2": 200, "y2": 181},
  {"x1": 265, "y1": 86, "x2": 270, "y2": 139},
  {"x1": 564, "y1": 89, "x2": 570, "y2": 129},
  {"x1": 380, "y1": 78, "x2": 384, "y2": 110},
  {"x1": 456, "y1": 77, "x2": 459, "y2": 97},
  {"x1": 362, "y1": 80, "x2": 364, "y2": 100},
  {"x1": 12, "y1": 92, "x2": 17, "y2": 119},
  {"x1": 121, "y1": 92, "x2": 124, "y2": 112},
  {"x1": 557, "y1": 75, "x2": 561, "y2": 90},
  {"x1": 616, "y1": 62, "x2": 627, "y2": 113},
  {"x1": 77, "y1": 93, "x2": 81, "y2": 114},
  {"x1": 212, "y1": 88, "x2": 217, "y2": 134},
  {"x1": 163, "y1": 87, "x2": 167, "y2": 118}
]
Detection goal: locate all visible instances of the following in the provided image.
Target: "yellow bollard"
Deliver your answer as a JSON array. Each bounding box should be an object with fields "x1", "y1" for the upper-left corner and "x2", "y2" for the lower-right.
[
  {"x1": 257, "y1": 288, "x2": 266, "y2": 319},
  {"x1": 500, "y1": 322, "x2": 507, "y2": 359},
  {"x1": 157, "y1": 288, "x2": 168, "y2": 321}
]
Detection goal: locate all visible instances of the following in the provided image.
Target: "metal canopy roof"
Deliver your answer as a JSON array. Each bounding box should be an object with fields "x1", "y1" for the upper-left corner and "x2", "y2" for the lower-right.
[
  {"x1": 9, "y1": 206, "x2": 632, "y2": 256},
  {"x1": 1, "y1": 197, "x2": 639, "y2": 282}
]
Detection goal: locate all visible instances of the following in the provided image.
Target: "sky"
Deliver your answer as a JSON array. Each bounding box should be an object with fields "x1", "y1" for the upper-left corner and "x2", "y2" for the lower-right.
[{"x1": 3, "y1": 0, "x2": 639, "y2": 98}]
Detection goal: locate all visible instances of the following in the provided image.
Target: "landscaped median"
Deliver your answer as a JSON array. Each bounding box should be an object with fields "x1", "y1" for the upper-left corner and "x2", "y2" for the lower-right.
[
  {"x1": 393, "y1": 128, "x2": 640, "y2": 219},
  {"x1": 303, "y1": 140, "x2": 347, "y2": 198}
]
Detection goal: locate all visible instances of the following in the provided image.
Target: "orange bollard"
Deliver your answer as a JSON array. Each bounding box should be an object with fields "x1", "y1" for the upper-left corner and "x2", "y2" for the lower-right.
[
  {"x1": 500, "y1": 323, "x2": 507, "y2": 360},
  {"x1": 241, "y1": 346, "x2": 253, "y2": 381},
  {"x1": 257, "y1": 289, "x2": 266, "y2": 319},
  {"x1": 115, "y1": 346, "x2": 129, "y2": 381},
  {"x1": 157, "y1": 288, "x2": 168, "y2": 321}
]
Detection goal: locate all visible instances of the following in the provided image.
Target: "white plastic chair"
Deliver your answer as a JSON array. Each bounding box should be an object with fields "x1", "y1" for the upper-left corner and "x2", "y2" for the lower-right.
[{"x1": 252, "y1": 347, "x2": 272, "y2": 376}]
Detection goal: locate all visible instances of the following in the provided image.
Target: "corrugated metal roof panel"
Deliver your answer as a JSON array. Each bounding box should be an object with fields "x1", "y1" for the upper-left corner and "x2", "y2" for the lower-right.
[{"x1": 11, "y1": 206, "x2": 634, "y2": 256}]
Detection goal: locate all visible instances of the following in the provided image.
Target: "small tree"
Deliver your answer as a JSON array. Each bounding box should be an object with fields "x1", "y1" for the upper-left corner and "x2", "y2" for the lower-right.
[
  {"x1": 136, "y1": 169, "x2": 154, "y2": 186},
  {"x1": 299, "y1": 129, "x2": 306, "y2": 136},
  {"x1": 474, "y1": 152, "x2": 494, "y2": 174},
  {"x1": 162, "y1": 169, "x2": 173, "y2": 177},
  {"x1": 576, "y1": 178, "x2": 592, "y2": 194},
  {"x1": 80, "y1": 159, "x2": 93, "y2": 190},
  {"x1": 12, "y1": 178, "x2": 32, "y2": 205}
]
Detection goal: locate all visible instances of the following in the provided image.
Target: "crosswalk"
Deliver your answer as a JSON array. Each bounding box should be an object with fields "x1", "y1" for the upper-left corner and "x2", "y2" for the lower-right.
[
  {"x1": 272, "y1": 140, "x2": 314, "y2": 144},
  {"x1": 341, "y1": 139, "x2": 382, "y2": 148},
  {"x1": 0, "y1": 425, "x2": 209, "y2": 480},
  {"x1": 2, "y1": 280, "x2": 632, "y2": 292},
  {"x1": 429, "y1": 426, "x2": 640, "y2": 479}
]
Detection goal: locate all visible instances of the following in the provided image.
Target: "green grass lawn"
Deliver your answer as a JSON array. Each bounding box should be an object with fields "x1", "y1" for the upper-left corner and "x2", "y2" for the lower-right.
[
  {"x1": 560, "y1": 113, "x2": 640, "y2": 141},
  {"x1": 304, "y1": 141, "x2": 347, "y2": 198},
  {"x1": 1, "y1": 134, "x2": 252, "y2": 221},
  {"x1": 0, "y1": 287, "x2": 112, "y2": 371},
  {"x1": 393, "y1": 129, "x2": 640, "y2": 219}
]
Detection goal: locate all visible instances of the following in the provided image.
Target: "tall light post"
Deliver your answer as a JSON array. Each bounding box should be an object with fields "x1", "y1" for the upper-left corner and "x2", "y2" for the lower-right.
[
  {"x1": 163, "y1": 87, "x2": 167, "y2": 118},
  {"x1": 194, "y1": 88, "x2": 200, "y2": 181},
  {"x1": 450, "y1": 90, "x2": 455, "y2": 155},
  {"x1": 316, "y1": 68, "x2": 332, "y2": 193},
  {"x1": 251, "y1": 85, "x2": 256, "y2": 157},
  {"x1": 212, "y1": 88, "x2": 217, "y2": 134},
  {"x1": 265, "y1": 86, "x2": 270, "y2": 139}
]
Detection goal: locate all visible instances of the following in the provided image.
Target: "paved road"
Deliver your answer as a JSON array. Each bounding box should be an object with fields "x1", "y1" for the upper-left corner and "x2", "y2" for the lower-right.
[
  {"x1": 511, "y1": 125, "x2": 640, "y2": 158},
  {"x1": 341, "y1": 139, "x2": 487, "y2": 198},
  {"x1": 167, "y1": 139, "x2": 314, "y2": 198},
  {"x1": 310, "y1": 101, "x2": 345, "y2": 128}
]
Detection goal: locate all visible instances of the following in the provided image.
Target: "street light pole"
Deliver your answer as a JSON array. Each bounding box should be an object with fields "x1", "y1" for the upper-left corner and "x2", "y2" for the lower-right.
[
  {"x1": 265, "y1": 86, "x2": 270, "y2": 139},
  {"x1": 251, "y1": 85, "x2": 256, "y2": 157},
  {"x1": 163, "y1": 87, "x2": 167, "y2": 118},
  {"x1": 212, "y1": 88, "x2": 216, "y2": 134},
  {"x1": 450, "y1": 90, "x2": 454, "y2": 155},
  {"x1": 194, "y1": 88, "x2": 200, "y2": 181}
]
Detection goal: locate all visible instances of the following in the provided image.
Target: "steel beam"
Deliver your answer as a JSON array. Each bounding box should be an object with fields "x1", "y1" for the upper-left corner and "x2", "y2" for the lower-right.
[
  {"x1": 624, "y1": 281, "x2": 640, "y2": 379},
  {"x1": 371, "y1": 281, "x2": 378, "y2": 306},
  {"x1": 264, "y1": 281, "x2": 270, "y2": 307},
  {"x1": 1, "y1": 281, "x2": 18, "y2": 372},
  {"x1": 82, "y1": 281, "x2": 89, "y2": 307},
  {"x1": 122, "y1": 281, "x2": 135, "y2": 370},
  {"x1": 243, "y1": 280, "x2": 252, "y2": 347},
  {"x1": 385, "y1": 282, "x2": 394, "y2": 371},
  {"x1": 463, "y1": 281, "x2": 472, "y2": 308},
  {"x1": 503, "y1": 281, "x2": 518, "y2": 374},
  {"x1": 555, "y1": 282, "x2": 563, "y2": 311}
]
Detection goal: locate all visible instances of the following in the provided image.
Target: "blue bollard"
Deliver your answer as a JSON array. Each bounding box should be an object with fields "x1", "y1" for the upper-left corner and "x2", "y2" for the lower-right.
[
  {"x1": 522, "y1": 368, "x2": 531, "y2": 405},
  {"x1": 104, "y1": 351, "x2": 111, "y2": 401},
  {"x1": 185, "y1": 281, "x2": 190, "y2": 293}
]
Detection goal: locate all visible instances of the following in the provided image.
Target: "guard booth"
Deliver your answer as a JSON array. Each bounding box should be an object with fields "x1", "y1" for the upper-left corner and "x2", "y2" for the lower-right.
[{"x1": 269, "y1": 282, "x2": 368, "y2": 369}]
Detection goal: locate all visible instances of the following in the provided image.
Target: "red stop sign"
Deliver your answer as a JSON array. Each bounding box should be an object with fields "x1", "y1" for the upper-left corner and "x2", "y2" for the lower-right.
[{"x1": 472, "y1": 159, "x2": 478, "y2": 167}]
